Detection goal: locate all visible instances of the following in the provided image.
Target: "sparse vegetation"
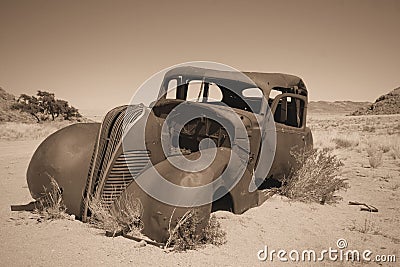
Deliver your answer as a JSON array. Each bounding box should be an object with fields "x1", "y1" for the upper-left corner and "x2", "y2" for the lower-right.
[
  {"x1": 349, "y1": 218, "x2": 380, "y2": 235},
  {"x1": 365, "y1": 134, "x2": 400, "y2": 160},
  {"x1": 5, "y1": 102, "x2": 400, "y2": 263},
  {"x1": 0, "y1": 87, "x2": 87, "y2": 140},
  {"x1": 88, "y1": 194, "x2": 227, "y2": 251},
  {"x1": 332, "y1": 136, "x2": 359, "y2": 149},
  {"x1": 362, "y1": 125, "x2": 376, "y2": 132},
  {"x1": 0, "y1": 121, "x2": 69, "y2": 140},
  {"x1": 204, "y1": 215, "x2": 226, "y2": 246},
  {"x1": 379, "y1": 144, "x2": 390, "y2": 153},
  {"x1": 366, "y1": 143, "x2": 383, "y2": 168},
  {"x1": 369, "y1": 151, "x2": 383, "y2": 168},
  {"x1": 165, "y1": 210, "x2": 226, "y2": 251},
  {"x1": 34, "y1": 176, "x2": 69, "y2": 221},
  {"x1": 390, "y1": 144, "x2": 400, "y2": 159},
  {"x1": 280, "y1": 149, "x2": 348, "y2": 204},
  {"x1": 88, "y1": 193, "x2": 143, "y2": 237},
  {"x1": 11, "y1": 90, "x2": 81, "y2": 122},
  {"x1": 310, "y1": 126, "x2": 362, "y2": 151}
]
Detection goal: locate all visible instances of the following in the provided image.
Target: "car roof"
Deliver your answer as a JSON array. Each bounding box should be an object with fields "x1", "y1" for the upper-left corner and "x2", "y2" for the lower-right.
[{"x1": 163, "y1": 66, "x2": 308, "y2": 96}]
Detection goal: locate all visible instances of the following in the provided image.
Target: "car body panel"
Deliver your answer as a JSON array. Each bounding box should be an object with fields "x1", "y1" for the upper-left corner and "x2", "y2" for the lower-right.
[
  {"x1": 26, "y1": 66, "x2": 313, "y2": 243},
  {"x1": 27, "y1": 123, "x2": 100, "y2": 217}
]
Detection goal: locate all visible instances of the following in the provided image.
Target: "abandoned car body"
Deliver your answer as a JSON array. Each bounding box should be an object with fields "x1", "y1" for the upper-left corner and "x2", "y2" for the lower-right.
[{"x1": 27, "y1": 66, "x2": 313, "y2": 242}]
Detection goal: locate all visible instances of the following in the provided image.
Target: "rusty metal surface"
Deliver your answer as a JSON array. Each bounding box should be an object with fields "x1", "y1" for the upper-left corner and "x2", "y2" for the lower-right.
[
  {"x1": 100, "y1": 149, "x2": 150, "y2": 208},
  {"x1": 161, "y1": 66, "x2": 307, "y2": 98},
  {"x1": 120, "y1": 147, "x2": 231, "y2": 242},
  {"x1": 81, "y1": 105, "x2": 145, "y2": 220},
  {"x1": 27, "y1": 123, "x2": 100, "y2": 217},
  {"x1": 26, "y1": 66, "x2": 313, "y2": 243}
]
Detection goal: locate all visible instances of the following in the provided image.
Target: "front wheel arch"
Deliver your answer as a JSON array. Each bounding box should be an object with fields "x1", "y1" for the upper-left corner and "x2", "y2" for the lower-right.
[{"x1": 211, "y1": 187, "x2": 234, "y2": 212}]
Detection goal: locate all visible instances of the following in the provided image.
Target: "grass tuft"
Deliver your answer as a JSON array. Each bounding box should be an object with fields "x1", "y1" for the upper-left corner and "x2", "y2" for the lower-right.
[
  {"x1": 34, "y1": 176, "x2": 69, "y2": 221},
  {"x1": 366, "y1": 143, "x2": 383, "y2": 168},
  {"x1": 88, "y1": 193, "x2": 143, "y2": 237},
  {"x1": 369, "y1": 151, "x2": 383, "y2": 168},
  {"x1": 0, "y1": 121, "x2": 70, "y2": 141},
  {"x1": 165, "y1": 210, "x2": 226, "y2": 251},
  {"x1": 280, "y1": 149, "x2": 348, "y2": 204},
  {"x1": 332, "y1": 137, "x2": 359, "y2": 149},
  {"x1": 349, "y1": 218, "x2": 380, "y2": 235},
  {"x1": 390, "y1": 144, "x2": 400, "y2": 160},
  {"x1": 362, "y1": 125, "x2": 376, "y2": 132}
]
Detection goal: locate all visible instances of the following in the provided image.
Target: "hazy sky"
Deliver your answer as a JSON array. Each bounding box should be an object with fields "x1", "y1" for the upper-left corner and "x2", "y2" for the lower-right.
[{"x1": 1, "y1": 0, "x2": 399, "y2": 115}]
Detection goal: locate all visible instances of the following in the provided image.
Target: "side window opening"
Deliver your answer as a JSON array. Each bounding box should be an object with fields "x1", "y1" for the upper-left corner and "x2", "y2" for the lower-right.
[
  {"x1": 187, "y1": 80, "x2": 204, "y2": 102},
  {"x1": 164, "y1": 78, "x2": 264, "y2": 113},
  {"x1": 242, "y1": 88, "x2": 263, "y2": 98},
  {"x1": 166, "y1": 79, "x2": 178, "y2": 99},
  {"x1": 241, "y1": 87, "x2": 263, "y2": 113},
  {"x1": 207, "y1": 82, "x2": 223, "y2": 102},
  {"x1": 268, "y1": 89, "x2": 283, "y2": 107},
  {"x1": 186, "y1": 81, "x2": 223, "y2": 103},
  {"x1": 274, "y1": 96, "x2": 304, "y2": 128}
]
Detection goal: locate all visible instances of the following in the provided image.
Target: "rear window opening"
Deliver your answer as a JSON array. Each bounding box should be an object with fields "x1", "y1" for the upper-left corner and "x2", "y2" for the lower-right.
[{"x1": 273, "y1": 96, "x2": 305, "y2": 128}]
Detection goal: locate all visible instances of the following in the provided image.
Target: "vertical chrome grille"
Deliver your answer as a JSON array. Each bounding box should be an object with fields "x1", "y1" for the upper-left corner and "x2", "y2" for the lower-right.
[
  {"x1": 100, "y1": 150, "x2": 150, "y2": 208},
  {"x1": 81, "y1": 104, "x2": 145, "y2": 218}
]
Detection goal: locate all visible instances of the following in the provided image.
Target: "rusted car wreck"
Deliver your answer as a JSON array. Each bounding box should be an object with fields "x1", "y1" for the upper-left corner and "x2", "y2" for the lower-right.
[{"x1": 26, "y1": 66, "x2": 313, "y2": 243}]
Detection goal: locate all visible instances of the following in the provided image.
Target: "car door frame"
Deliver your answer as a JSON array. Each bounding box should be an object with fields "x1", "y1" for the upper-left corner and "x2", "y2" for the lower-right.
[{"x1": 268, "y1": 92, "x2": 308, "y2": 180}]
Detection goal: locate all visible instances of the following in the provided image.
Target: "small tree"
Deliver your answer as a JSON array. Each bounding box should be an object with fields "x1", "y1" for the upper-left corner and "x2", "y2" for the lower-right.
[
  {"x1": 37, "y1": 90, "x2": 57, "y2": 120},
  {"x1": 11, "y1": 94, "x2": 43, "y2": 123},
  {"x1": 63, "y1": 105, "x2": 81, "y2": 120},
  {"x1": 12, "y1": 91, "x2": 82, "y2": 122},
  {"x1": 54, "y1": 99, "x2": 69, "y2": 118}
]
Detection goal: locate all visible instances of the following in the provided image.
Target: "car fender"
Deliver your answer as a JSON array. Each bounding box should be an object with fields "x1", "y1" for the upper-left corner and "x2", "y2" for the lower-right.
[
  {"x1": 27, "y1": 123, "x2": 100, "y2": 217},
  {"x1": 118, "y1": 147, "x2": 232, "y2": 242}
]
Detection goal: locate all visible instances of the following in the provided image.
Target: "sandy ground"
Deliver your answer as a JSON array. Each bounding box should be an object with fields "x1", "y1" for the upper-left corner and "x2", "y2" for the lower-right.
[{"x1": 1, "y1": 115, "x2": 399, "y2": 266}]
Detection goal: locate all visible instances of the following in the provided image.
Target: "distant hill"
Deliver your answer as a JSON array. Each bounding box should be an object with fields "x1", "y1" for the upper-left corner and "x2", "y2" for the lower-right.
[
  {"x1": 1, "y1": 87, "x2": 88, "y2": 123},
  {"x1": 350, "y1": 87, "x2": 400, "y2": 116},
  {"x1": 0, "y1": 87, "x2": 35, "y2": 122},
  {"x1": 308, "y1": 101, "x2": 371, "y2": 114}
]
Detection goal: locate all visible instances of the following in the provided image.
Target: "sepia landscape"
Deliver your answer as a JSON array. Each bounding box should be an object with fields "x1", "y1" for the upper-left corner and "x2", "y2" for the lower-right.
[
  {"x1": 1, "y1": 1, "x2": 399, "y2": 266},
  {"x1": 1, "y1": 85, "x2": 399, "y2": 266}
]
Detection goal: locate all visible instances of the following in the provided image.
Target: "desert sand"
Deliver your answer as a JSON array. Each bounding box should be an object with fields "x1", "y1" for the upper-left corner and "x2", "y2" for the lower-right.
[{"x1": 1, "y1": 114, "x2": 399, "y2": 266}]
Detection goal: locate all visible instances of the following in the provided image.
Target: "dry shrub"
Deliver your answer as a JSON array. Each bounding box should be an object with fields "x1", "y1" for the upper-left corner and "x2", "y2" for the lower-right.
[
  {"x1": 369, "y1": 151, "x2": 383, "y2": 168},
  {"x1": 332, "y1": 137, "x2": 359, "y2": 149},
  {"x1": 310, "y1": 129, "x2": 361, "y2": 150},
  {"x1": 88, "y1": 193, "x2": 143, "y2": 237},
  {"x1": 366, "y1": 136, "x2": 400, "y2": 159},
  {"x1": 362, "y1": 125, "x2": 376, "y2": 132},
  {"x1": 390, "y1": 144, "x2": 400, "y2": 159},
  {"x1": 34, "y1": 176, "x2": 69, "y2": 221},
  {"x1": 312, "y1": 130, "x2": 361, "y2": 151},
  {"x1": 349, "y1": 218, "x2": 380, "y2": 235},
  {"x1": 280, "y1": 149, "x2": 348, "y2": 204},
  {"x1": 379, "y1": 144, "x2": 390, "y2": 153},
  {"x1": 366, "y1": 143, "x2": 383, "y2": 168},
  {"x1": 311, "y1": 130, "x2": 337, "y2": 150},
  {"x1": 0, "y1": 121, "x2": 69, "y2": 140},
  {"x1": 366, "y1": 145, "x2": 375, "y2": 157},
  {"x1": 204, "y1": 215, "x2": 226, "y2": 246},
  {"x1": 165, "y1": 210, "x2": 226, "y2": 251}
]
